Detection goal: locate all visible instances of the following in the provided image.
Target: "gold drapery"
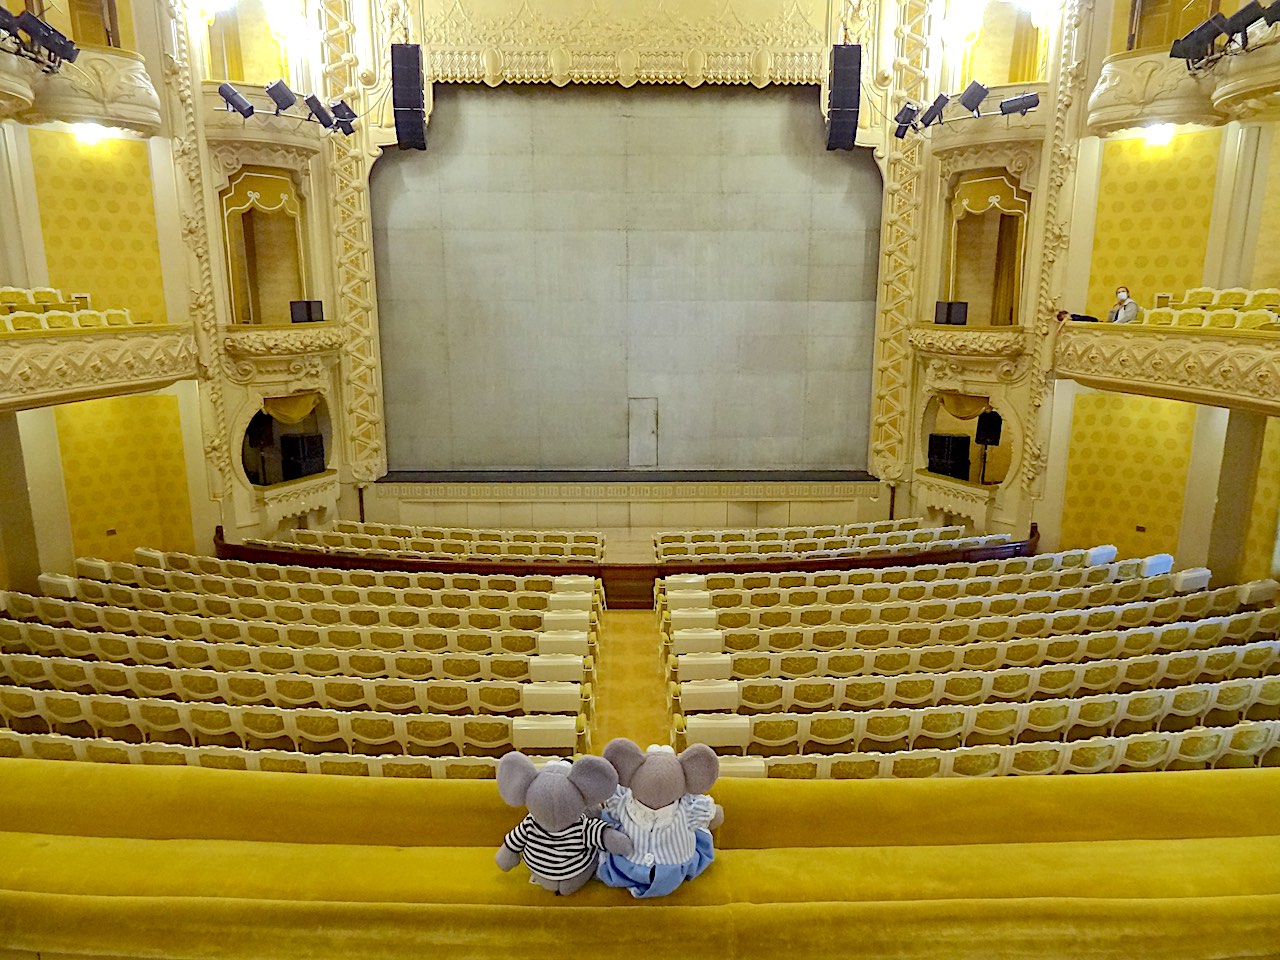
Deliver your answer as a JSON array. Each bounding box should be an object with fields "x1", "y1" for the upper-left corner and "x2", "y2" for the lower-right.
[{"x1": 262, "y1": 392, "x2": 319, "y2": 425}]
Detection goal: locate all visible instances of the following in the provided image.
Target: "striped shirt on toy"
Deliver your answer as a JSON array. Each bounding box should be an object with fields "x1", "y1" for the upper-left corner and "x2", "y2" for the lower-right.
[{"x1": 502, "y1": 815, "x2": 611, "y2": 881}]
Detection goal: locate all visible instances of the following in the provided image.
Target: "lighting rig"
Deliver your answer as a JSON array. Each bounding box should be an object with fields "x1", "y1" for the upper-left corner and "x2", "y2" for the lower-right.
[
  {"x1": 0, "y1": 9, "x2": 80, "y2": 72},
  {"x1": 893, "y1": 81, "x2": 1040, "y2": 139},
  {"x1": 1170, "y1": 0, "x2": 1280, "y2": 67},
  {"x1": 217, "y1": 79, "x2": 359, "y2": 136}
]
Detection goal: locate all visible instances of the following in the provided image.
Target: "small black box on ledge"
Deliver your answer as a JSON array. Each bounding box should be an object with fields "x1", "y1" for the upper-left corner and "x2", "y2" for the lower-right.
[
  {"x1": 933, "y1": 301, "x2": 969, "y2": 325},
  {"x1": 290, "y1": 300, "x2": 324, "y2": 323}
]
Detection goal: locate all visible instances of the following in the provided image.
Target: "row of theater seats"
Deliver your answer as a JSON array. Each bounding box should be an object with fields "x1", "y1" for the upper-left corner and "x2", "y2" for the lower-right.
[
  {"x1": 263, "y1": 524, "x2": 605, "y2": 562},
  {"x1": 1136, "y1": 308, "x2": 1279, "y2": 331},
  {"x1": 0, "y1": 285, "x2": 158, "y2": 333},
  {"x1": 656, "y1": 522, "x2": 1012, "y2": 562},
  {"x1": 1156, "y1": 286, "x2": 1280, "y2": 311},
  {"x1": 655, "y1": 517, "x2": 923, "y2": 548},
  {"x1": 657, "y1": 543, "x2": 1280, "y2": 778},
  {"x1": 0, "y1": 548, "x2": 606, "y2": 775}
]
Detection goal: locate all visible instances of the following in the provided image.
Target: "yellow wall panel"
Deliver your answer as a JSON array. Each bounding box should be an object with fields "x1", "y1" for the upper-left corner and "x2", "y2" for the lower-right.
[
  {"x1": 55, "y1": 396, "x2": 194, "y2": 562},
  {"x1": 1250, "y1": 145, "x2": 1280, "y2": 287},
  {"x1": 1059, "y1": 393, "x2": 1197, "y2": 559},
  {"x1": 1087, "y1": 130, "x2": 1222, "y2": 317},
  {"x1": 26, "y1": 129, "x2": 167, "y2": 322},
  {"x1": 1241, "y1": 417, "x2": 1280, "y2": 581}
]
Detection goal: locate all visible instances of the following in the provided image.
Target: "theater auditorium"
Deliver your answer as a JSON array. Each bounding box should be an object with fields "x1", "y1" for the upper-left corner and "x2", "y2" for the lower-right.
[{"x1": 0, "y1": 0, "x2": 1279, "y2": 956}]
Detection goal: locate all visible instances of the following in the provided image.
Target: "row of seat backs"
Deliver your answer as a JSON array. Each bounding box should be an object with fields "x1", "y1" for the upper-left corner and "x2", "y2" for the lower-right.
[
  {"x1": 335, "y1": 520, "x2": 604, "y2": 545},
  {"x1": 654, "y1": 517, "x2": 923, "y2": 546},
  {"x1": 1157, "y1": 286, "x2": 1280, "y2": 310},
  {"x1": 0, "y1": 285, "x2": 81, "y2": 307},
  {"x1": 1140, "y1": 307, "x2": 1278, "y2": 331},
  {"x1": 2, "y1": 308, "x2": 146, "y2": 334}
]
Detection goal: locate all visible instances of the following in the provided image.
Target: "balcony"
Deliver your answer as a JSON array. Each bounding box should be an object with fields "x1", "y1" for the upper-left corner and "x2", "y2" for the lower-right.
[
  {"x1": 930, "y1": 82, "x2": 1050, "y2": 167},
  {"x1": 0, "y1": 47, "x2": 38, "y2": 120},
  {"x1": 18, "y1": 45, "x2": 162, "y2": 137},
  {"x1": 0, "y1": 323, "x2": 197, "y2": 413},
  {"x1": 1054, "y1": 321, "x2": 1280, "y2": 415},
  {"x1": 201, "y1": 81, "x2": 325, "y2": 156},
  {"x1": 1087, "y1": 48, "x2": 1223, "y2": 136}
]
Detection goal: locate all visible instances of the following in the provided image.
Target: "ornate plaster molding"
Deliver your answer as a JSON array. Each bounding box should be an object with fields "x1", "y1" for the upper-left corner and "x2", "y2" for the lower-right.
[
  {"x1": 908, "y1": 325, "x2": 1028, "y2": 358},
  {"x1": 1211, "y1": 35, "x2": 1280, "y2": 121},
  {"x1": 413, "y1": 0, "x2": 827, "y2": 87},
  {"x1": 912, "y1": 470, "x2": 996, "y2": 527},
  {"x1": 254, "y1": 470, "x2": 340, "y2": 528},
  {"x1": 0, "y1": 328, "x2": 197, "y2": 413},
  {"x1": 223, "y1": 324, "x2": 347, "y2": 358},
  {"x1": 868, "y1": 0, "x2": 929, "y2": 482},
  {"x1": 0, "y1": 48, "x2": 37, "y2": 119},
  {"x1": 20, "y1": 45, "x2": 162, "y2": 137},
  {"x1": 322, "y1": 0, "x2": 386, "y2": 484},
  {"x1": 1055, "y1": 325, "x2": 1280, "y2": 415},
  {"x1": 922, "y1": 355, "x2": 1032, "y2": 394},
  {"x1": 1087, "y1": 49, "x2": 1223, "y2": 136},
  {"x1": 931, "y1": 82, "x2": 1049, "y2": 181}
]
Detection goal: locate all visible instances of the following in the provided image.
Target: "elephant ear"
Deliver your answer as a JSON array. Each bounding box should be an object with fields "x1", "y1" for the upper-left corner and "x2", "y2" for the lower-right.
[
  {"x1": 497, "y1": 751, "x2": 539, "y2": 806},
  {"x1": 568, "y1": 755, "x2": 619, "y2": 805},
  {"x1": 678, "y1": 744, "x2": 720, "y2": 794},
  {"x1": 603, "y1": 738, "x2": 646, "y2": 787}
]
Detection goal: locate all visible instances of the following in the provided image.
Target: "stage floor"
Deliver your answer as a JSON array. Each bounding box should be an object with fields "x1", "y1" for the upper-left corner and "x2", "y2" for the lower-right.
[{"x1": 379, "y1": 469, "x2": 877, "y2": 483}]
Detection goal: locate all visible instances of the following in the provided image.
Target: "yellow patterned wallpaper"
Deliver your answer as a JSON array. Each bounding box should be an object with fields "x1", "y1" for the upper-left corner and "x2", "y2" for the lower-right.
[
  {"x1": 55, "y1": 396, "x2": 194, "y2": 563},
  {"x1": 1059, "y1": 393, "x2": 1197, "y2": 559},
  {"x1": 1250, "y1": 156, "x2": 1280, "y2": 288},
  {"x1": 1241, "y1": 417, "x2": 1280, "y2": 581},
  {"x1": 1087, "y1": 130, "x2": 1222, "y2": 317},
  {"x1": 27, "y1": 129, "x2": 167, "y2": 321}
]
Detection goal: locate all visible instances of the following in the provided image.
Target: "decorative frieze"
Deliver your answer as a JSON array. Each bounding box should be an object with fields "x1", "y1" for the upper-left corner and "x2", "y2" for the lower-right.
[
  {"x1": 1087, "y1": 49, "x2": 1222, "y2": 136},
  {"x1": 20, "y1": 46, "x2": 162, "y2": 137},
  {"x1": 908, "y1": 325, "x2": 1027, "y2": 358},
  {"x1": 912, "y1": 470, "x2": 997, "y2": 527},
  {"x1": 254, "y1": 470, "x2": 340, "y2": 528}
]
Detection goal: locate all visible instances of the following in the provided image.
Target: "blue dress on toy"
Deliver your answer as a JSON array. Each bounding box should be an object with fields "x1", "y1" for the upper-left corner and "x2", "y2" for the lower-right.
[{"x1": 596, "y1": 785, "x2": 716, "y2": 898}]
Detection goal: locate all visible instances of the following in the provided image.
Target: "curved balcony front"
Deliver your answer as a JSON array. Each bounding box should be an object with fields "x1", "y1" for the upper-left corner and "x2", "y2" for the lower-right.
[
  {"x1": 21, "y1": 46, "x2": 162, "y2": 137},
  {"x1": 1087, "y1": 49, "x2": 1223, "y2": 136},
  {"x1": 0, "y1": 48, "x2": 38, "y2": 120}
]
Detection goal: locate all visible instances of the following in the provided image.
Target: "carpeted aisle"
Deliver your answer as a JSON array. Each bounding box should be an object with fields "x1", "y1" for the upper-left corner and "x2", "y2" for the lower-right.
[{"x1": 591, "y1": 610, "x2": 671, "y2": 750}]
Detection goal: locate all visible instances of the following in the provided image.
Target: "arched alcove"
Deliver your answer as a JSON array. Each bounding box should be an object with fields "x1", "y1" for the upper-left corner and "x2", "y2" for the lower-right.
[
  {"x1": 922, "y1": 393, "x2": 1012, "y2": 486},
  {"x1": 241, "y1": 392, "x2": 331, "y2": 487},
  {"x1": 220, "y1": 167, "x2": 307, "y2": 326},
  {"x1": 946, "y1": 169, "x2": 1030, "y2": 327}
]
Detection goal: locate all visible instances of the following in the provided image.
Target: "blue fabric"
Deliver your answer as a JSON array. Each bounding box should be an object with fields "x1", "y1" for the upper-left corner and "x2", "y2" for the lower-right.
[{"x1": 597, "y1": 827, "x2": 715, "y2": 899}]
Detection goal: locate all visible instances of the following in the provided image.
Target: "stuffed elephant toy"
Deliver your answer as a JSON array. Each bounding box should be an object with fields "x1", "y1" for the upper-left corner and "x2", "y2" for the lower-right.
[
  {"x1": 596, "y1": 739, "x2": 724, "y2": 898},
  {"x1": 495, "y1": 752, "x2": 634, "y2": 895}
]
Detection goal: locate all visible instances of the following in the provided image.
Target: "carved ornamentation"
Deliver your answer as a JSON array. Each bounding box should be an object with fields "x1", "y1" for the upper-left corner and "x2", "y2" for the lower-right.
[
  {"x1": 1055, "y1": 326, "x2": 1280, "y2": 415},
  {"x1": 0, "y1": 48, "x2": 37, "y2": 118},
  {"x1": 414, "y1": 0, "x2": 827, "y2": 86},
  {"x1": 908, "y1": 326, "x2": 1027, "y2": 358},
  {"x1": 322, "y1": 0, "x2": 386, "y2": 484},
  {"x1": 0, "y1": 329, "x2": 197, "y2": 412},
  {"x1": 201, "y1": 82, "x2": 325, "y2": 158},
  {"x1": 936, "y1": 141, "x2": 1042, "y2": 191},
  {"x1": 1212, "y1": 36, "x2": 1280, "y2": 121},
  {"x1": 868, "y1": 0, "x2": 929, "y2": 482},
  {"x1": 255, "y1": 470, "x2": 340, "y2": 528},
  {"x1": 223, "y1": 325, "x2": 347, "y2": 358},
  {"x1": 1087, "y1": 49, "x2": 1223, "y2": 136},
  {"x1": 208, "y1": 141, "x2": 317, "y2": 194},
  {"x1": 19, "y1": 46, "x2": 162, "y2": 137},
  {"x1": 912, "y1": 470, "x2": 996, "y2": 527}
]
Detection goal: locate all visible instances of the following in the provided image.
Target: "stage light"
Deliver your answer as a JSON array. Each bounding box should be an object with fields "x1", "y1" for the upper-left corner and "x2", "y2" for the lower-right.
[
  {"x1": 999, "y1": 92, "x2": 1040, "y2": 115},
  {"x1": 1143, "y1": 123, "x2": 1175, "y2": 146},
  {"x1": 330, "y1": 100, "x2": 357, "y2": 121},
  {"x1": 918, "y1": 94, "x2": 948, "y2": 127},
  {"x1": 0, "y1": 8, "x2": 18, "y2": 36},
  {"x1": 893, "y1": 102, "x2": 918, "y2": 140},
  {"x1": 265, "y1": 80, "x2": 297, "y2": 113},
  {"x1": 218, "y1": 82, "x2": 255, "y2": 118},
  {"x1": 17, "y1": 12, "x2": 78, "y2": 64},
  {"x1": 1265, "y1": 0, "x2": 1280, "y2": 25},
  {"x1": 1225, "y1": 0, "x2": 1264, "y2": 42},
  {"x1": 305, "y1": 94, "x2": 334, "y2": 128},
  {"x1": 1170, "y1": 13, "x2": 1228, "y2": 60},
  {"x1": 958, "y1": 81, "x2": 988, "y2": 116}
]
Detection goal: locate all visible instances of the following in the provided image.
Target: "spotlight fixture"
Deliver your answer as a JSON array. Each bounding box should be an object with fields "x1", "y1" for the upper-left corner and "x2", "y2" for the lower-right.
[
  {"x1": 218, "y1": 82, "x2": 254, "y2": 118},
  {"x1": 305, "y1": 94, "x2": 334, "y2": 128},
  {"x1": 958, "y1": 81, "x2": 989, "y2": 117},
  {"x1": 999, "y1": 92, "x2": 1040, "y2": 116},
  {"x1": 1224, "y1": 0, "x2": 1264, "y2": 44},
  {"x1": 331, "y1": 100, "x2": 357, "y2": 122},
  {"x1": 0, "y1": 8, "x2": 17, "y2": 35},
  {"x1": 893, "y1": 101, "x2": 919, "y2": 139},
  {"x1": 918, "y1": 94, "x2": 948, "y2": 128},
  {"x1": 335, "y1": 118, "x2": 355, "y2": 136},
  {"x1": 1266, "y1": 0, "x2": 1280, "y2": 25},
  {"x1": 265, "y1": 79, "x2": 297, "y2": 114},
  {"x1": 17, "y1": 11, "x2": 78, "y2": 64},
  {"x1": 1170, "y1": 13, "x2": 1229, "y2": 60}
]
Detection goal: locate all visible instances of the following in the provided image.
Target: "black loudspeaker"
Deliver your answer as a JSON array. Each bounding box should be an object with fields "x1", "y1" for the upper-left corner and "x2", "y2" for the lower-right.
[
  {"x1": 927, "y1": 433, "x2": 970, "y2": 480},
  {"x1": 281, "y1": 433, "x2": 325, "y2": 481},
  {"x1": 391, "y1": 43, "x2": 427, "y2": 151},
  {"x1": 934, "y1": 301, "x2": 969, "y2": 325},
  {"x1": 825, "y1": 44, "x2": 861, "y2": 150},
  {"x1": 290, "y1": 300, "x2": 324, "y2": 323},
  {"x1": 975, "y1": 410, "x2": 1003, "y2": 447}
]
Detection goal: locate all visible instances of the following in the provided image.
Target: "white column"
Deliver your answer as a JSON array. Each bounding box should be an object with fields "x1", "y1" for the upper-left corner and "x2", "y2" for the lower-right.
[
  {"x1": 163, "y1": 380, "x2": 219, "y2": 554},
  {"x1": 1174, "y1": 404, "x2": 1229, "y2": 571},
  {"x1": 149, "y1": 138, "x2": 190, "y2": 325},
  {"x1": 1034, "y1": 378, "x2": 1084, "y2": 552},
  {"x1": 1062, "y1": 137, "x2": 1103, "y2": 308},
  {"x1": 0, "y1": 123, "x2": 48, "y2": 285},
  {"x1": 1202, "y1": 122, "x2": 1255, "y2": 288},
  {"x1": 15, "y1": 407, "x2": 75, "y2": 577},
  {"x1": 1206, "y1": 409, "x2": 1268, "y2": 585}
]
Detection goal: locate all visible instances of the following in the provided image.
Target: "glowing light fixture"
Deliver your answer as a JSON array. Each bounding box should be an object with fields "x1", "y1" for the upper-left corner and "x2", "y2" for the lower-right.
[
  {"x1": 1143, "y1": 123, "x2": 1175, "y2": 146},
  {"x1": 71, "y1": 123, "x2": 111, "y2": 145}
]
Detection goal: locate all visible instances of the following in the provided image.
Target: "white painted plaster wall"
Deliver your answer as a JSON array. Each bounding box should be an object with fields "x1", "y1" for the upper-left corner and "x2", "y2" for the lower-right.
[{"x1": 371, "y1": 83, "x2": 882, "y2": 470}]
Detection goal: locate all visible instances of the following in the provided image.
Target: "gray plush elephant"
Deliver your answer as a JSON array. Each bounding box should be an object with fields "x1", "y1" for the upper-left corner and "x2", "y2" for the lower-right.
[{"x1": 495, "y1": 752, "x2": 634, "y2": 895}]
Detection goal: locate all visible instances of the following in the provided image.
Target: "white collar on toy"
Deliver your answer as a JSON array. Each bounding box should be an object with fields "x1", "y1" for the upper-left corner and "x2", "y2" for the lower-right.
[{"x1": 623, "y1": 790, "x2": 679, "y2": 826}]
